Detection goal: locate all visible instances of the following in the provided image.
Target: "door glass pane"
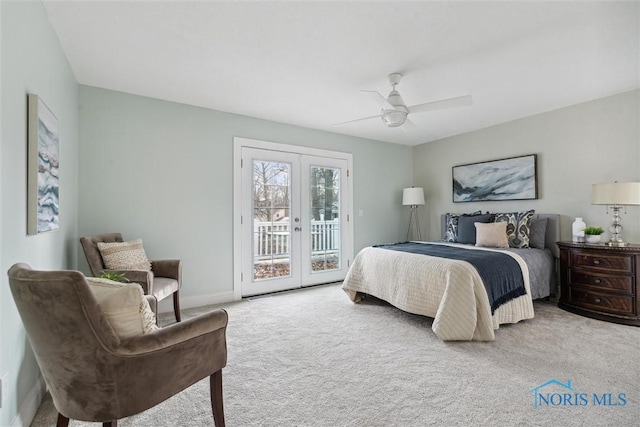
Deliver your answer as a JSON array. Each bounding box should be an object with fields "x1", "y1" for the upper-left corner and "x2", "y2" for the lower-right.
[
  {"x1": 309, "y1": 166, "x2": 340, "y2": 273},
  {"x1": 253, "y1": 160, "x2": 291, "y2": 280}
]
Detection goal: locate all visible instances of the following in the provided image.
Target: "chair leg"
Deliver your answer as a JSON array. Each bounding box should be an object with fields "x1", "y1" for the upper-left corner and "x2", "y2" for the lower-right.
[
  {"x1": 57, "y1": 413, "x2": 116, "y2": 427},
  {"x1": 173, "y1": 290, "x2": 181, "y2": 322},
  {"x1": 56, "y1": 413, "x2": 69, "y2": 427},
  {"x1": 210, "y1": 370, "x2": 225, "y2": 427}
]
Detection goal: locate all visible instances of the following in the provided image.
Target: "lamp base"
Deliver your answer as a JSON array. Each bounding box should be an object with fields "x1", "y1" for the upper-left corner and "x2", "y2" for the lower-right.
[
  {"x1": 606, "y1": 240, "x2": 629, "y2": 247},
  {"x1": 406, "y1": 206, "x2": 422, "y2": 241},
  {"x1": 606, "y1": 204, "x2": 627, "y2": 248}
]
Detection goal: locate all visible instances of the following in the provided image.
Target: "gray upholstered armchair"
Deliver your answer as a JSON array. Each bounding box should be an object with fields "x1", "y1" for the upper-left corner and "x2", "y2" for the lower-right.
[
  {"x1": 8, "y1": 263, "x2": 227, "y2": 427},
  {"x1": 80, "y1": 232, "x2": 182, "y2": 322}
]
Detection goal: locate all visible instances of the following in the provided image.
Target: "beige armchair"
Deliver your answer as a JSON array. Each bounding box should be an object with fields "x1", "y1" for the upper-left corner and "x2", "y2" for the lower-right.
[
  {"x1": 8, "y1": 263, "x2": 227, "y2": 427},
  {"x1": 80, "y1": 233, "x2": 182, "y2": 322}
]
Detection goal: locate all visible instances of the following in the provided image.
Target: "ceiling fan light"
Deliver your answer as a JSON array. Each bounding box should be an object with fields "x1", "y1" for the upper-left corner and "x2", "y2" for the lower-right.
[
  {"x1": 381, "y1": 109, "x2": 407, "y2": 127},
  {"x1": 387, "y1": 89, "x2": 406, "y2": 108}
]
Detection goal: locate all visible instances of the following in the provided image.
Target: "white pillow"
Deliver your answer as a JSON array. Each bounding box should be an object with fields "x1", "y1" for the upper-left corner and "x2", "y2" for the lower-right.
[
  {"x1": 97, "y1": 238, "x2": 151, "y2": 271},
  {"x1": 86, "y1": 277, "x2": 158, "y2": 338},
  {"x1": 475, "y1": 222, "x2": 509, "y2": 248}
]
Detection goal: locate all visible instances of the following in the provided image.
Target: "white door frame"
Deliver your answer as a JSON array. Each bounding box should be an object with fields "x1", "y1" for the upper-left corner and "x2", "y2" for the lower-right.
[{"x1": 233, "y1": 137, "x2": 354, "y2": 300}]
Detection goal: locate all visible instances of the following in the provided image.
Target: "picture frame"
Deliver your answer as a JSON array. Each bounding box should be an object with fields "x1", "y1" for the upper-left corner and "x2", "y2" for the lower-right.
[
  {"x1": 452, "y1": 154, "x2": 537, "y2": 202},
  {"x1": 27, "y1": 94, "x2": 60, "y2": 234}
]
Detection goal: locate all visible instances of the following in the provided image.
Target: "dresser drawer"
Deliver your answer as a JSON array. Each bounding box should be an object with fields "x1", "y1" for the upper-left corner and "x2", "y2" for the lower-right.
[
  {"x1": 570, "y1": 270, "x2": 634, "y2": 293},
  {"x1": 570, "y1": 252, "x2": 632, "y2": 273},
  {"x1": 570, "y1": 288, "x2": 634, "y2": 316}
]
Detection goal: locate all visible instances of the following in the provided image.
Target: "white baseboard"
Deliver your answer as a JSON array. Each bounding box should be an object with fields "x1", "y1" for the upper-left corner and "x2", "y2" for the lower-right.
[
  {"x1": 12, "y1": 375, "x2": 46, "y2": 427},
  {"x1": 157, "y1": 290, "x2": 237, "y2": 314}
]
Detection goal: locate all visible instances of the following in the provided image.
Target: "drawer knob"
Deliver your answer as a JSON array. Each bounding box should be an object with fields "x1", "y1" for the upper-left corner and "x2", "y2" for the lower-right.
[
  {"x1": 592, "y1": 259, "x2": 600, "y2": 265},
  {"x1": 594, "y1": 298, "x2": 601, "y2": 303},
  {"x1": 593, "y1": 279, "x2": 601, "y2": 284}
]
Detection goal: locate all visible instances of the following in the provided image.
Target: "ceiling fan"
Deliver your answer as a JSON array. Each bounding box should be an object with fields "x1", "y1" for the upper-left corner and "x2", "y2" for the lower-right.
[{"x1": 334, "y1": 73, "x2": 472, "y2": 130}]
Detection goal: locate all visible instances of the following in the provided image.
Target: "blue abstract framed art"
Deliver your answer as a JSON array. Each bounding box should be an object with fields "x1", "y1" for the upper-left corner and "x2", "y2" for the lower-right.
[
  {"x1": 452, "y1": 154, "x2": 537, "y2": 202},
  {"x1": 27, "y1": 94, "x2": 60, "y2": 234}
]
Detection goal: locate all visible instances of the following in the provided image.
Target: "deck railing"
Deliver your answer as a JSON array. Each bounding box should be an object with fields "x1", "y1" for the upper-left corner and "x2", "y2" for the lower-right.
[{"x1": 254, "y1": 220, "x2": 340, "y2": 259}]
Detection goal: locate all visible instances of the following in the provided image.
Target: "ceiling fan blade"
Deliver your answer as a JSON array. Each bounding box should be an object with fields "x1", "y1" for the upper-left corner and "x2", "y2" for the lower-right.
[
  {"x1": 401, "y1": 118, "x2": 416, "y2": 133},
  {"x1": 361, "y1": 90, "x2": 395, "y2": 110},
  {"x1": 332, "y1": 114, "x2": 380, "y2": 127},
  {"x1": 408, "y1": 95, "x2": 473, "y2": 114}
]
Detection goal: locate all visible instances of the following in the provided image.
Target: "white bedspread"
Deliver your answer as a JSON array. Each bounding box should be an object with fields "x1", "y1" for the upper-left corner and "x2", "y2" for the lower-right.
[{"x1": 342, "y1": 242, "x2": 534, "y2": 341}]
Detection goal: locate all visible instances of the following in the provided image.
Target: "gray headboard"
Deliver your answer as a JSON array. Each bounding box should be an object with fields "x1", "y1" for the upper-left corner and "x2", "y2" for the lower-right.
[{"x1": 440, "y1": 213, "x2": 560, "y2": 258}]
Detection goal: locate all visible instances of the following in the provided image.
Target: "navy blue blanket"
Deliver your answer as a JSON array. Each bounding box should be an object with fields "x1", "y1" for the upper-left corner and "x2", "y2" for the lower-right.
[{"x1": 372, "y1": 242, "x2": 526, "y2": 314}]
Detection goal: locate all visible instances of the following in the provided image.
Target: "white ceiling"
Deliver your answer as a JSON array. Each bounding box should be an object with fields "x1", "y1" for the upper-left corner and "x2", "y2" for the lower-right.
[{"x1": 42, "y1": 0, "x2": 639, "y2": 146}]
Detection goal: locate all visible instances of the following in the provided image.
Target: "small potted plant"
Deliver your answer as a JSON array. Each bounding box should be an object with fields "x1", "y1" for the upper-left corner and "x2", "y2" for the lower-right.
[
  {"x1": 584, "y1": 226, "x2": 604, "y2": 244},
  {"x1": 99, "y1": 272, "x2": 130, "y2": 283}
]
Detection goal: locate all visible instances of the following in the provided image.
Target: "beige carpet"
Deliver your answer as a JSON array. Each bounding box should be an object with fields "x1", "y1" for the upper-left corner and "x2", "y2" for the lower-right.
[{"x1": 30, "y1": 283, "x2": 639, "y2": 426}]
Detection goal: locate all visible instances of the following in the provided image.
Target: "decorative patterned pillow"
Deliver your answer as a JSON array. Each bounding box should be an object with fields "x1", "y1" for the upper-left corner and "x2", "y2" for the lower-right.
[
  {"x1": 457, "y1": 214, "x2": 493, "y2": 245},
  {"x1": 97, "y1": 238, "x2": 152, "y2": 271},
  {"x1": 444, "y1": 211, "x2": 482, "y2": 242},
  {"x1": 529, "y1": 217, "x2": 548, "y2": 249},
  {"x1": 475, "y1": 222, "x2": 509, "y2": 248},
  {"x1": 444, "y1": 213, "x2": 458, "y2": 242},
  {"x1": 86, "y1": 277, "x2": 158, "y2": 338},
  {"x1": 493, "y1": 209, "x2": 535, "y2": 248}
]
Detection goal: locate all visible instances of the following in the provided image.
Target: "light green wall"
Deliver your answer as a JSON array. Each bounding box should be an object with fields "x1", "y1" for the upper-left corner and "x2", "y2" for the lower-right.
[
  {"x1": 0, "y1": 1, "x2": 79, "y2": 426},
  {"x1": 78, "y1": 86, "x2": 413, "y2": 307},
  {"x1": 412, "y1": 90, "x2": 640, "y2": 243}
]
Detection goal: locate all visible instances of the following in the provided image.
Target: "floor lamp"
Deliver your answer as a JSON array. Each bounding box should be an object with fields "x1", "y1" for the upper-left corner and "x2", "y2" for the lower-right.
[
  {"x1": 592, "y1": 182, "x2": 640, "y2": 247},
  {"x1": 403, "y1": 187, "x2": 425, "y2": 241}
]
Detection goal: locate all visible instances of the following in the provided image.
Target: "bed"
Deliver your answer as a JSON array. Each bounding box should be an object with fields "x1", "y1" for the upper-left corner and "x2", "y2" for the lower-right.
[{"x1": 342, "y1": 213, "x2": 559, "y2": 341}]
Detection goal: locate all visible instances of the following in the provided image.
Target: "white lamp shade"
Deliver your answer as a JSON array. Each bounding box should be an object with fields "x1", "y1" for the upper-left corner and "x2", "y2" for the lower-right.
[
  {"x1": 402, "y1": 187, "x2": 425, "y2": 206},
  {"x1": 591, "y1": 182, "x2": 640, "y2": 205}
]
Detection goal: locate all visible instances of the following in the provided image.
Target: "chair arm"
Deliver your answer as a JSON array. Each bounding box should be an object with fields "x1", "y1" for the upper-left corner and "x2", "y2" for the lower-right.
[
  {"x1": 150, "y1": 259, "x2": 182, "y2": 283},
  {"x1": 104, "y1": 309, "x2": 228, "y2": 418},
  {"x1": 144, "y1": 295, "x2": 158, "y2": 318},
  {"x1": 98, "y1": 269, "x2": 154, "y2": 294},
  {"x1": 117, "y1": 309, "x2": 228, "y2": 355}
]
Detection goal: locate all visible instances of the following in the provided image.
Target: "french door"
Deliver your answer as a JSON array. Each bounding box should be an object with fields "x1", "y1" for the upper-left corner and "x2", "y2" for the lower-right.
[{"x1": 237, "y1": 142, "x2": 352, "y2": 297}]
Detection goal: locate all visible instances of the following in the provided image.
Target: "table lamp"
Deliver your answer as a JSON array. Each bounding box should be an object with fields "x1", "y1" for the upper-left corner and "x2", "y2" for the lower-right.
[{"x1": 591, "y1": 182, "x2": 640, "y2": 247}]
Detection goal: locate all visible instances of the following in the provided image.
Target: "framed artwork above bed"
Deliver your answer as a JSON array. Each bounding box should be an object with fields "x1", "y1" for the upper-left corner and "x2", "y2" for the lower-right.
[{"x1": 452, "y1": 154, "x2": 537, "y2": 202}]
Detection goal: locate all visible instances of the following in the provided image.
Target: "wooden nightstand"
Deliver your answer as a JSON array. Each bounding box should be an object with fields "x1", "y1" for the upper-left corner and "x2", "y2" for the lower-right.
[{"x1": 557, "y1": 241, "x2": 640, "y2": 326}]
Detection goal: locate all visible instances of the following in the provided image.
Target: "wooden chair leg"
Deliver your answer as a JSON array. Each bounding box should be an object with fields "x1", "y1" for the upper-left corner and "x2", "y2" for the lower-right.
[
  {"x1": 57, "y1": 412, "x2": 116, "y2": 427},
  {"x1": 173, "y1": 290, "x2": 181, "y2": 322},
  {"x1": 56, "y1": 413, "x2": 69, "y2": 427},
  {"x1": 210, "y1": 370, "x2": 225, "y2": 427}
]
